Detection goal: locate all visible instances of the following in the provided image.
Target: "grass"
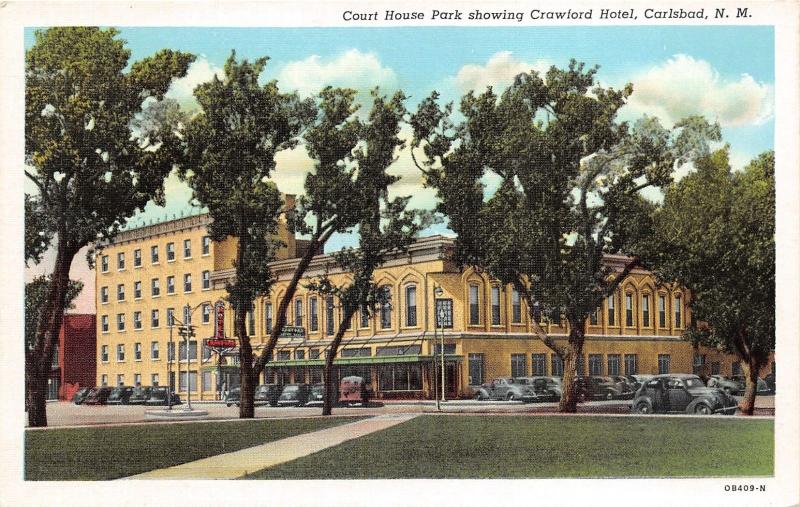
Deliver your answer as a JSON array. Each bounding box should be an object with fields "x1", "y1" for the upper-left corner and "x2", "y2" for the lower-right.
[
  {"x1": 245, "y1": 415, "x2": 773, "y2": 479},
  {"x1": 25, "y1": 416, "x2": 364, "y2": 480}
]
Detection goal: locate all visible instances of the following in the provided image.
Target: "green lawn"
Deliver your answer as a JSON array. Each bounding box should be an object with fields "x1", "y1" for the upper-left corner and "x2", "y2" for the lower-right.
[
  {"x1": 245, "y1": 415, "x2": 773, "y2": 479},
  {"x1": 25, "y1": 416, "x2": 364, "y2": 480}
]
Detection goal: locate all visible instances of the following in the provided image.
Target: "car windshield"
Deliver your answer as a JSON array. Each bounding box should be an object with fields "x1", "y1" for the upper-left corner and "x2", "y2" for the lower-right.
[
  {"x1": 515, "y1": 379, "x2": 533, "y2": 385},
  {"x1": 284, "y1": 386, "x2": 299, "y2": 392},
  {"x1": 683, "y1": 377, "x2": 705, "y2": 388}
]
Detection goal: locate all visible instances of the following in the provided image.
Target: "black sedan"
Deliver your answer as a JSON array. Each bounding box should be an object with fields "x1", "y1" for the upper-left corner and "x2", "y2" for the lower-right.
[
  {"x1": 631, "y1": 374, "x2": 738, "y2": 415},
  {"x1": 83, "y1": 387, "x2": 113, "y2": 405},
  {"x1": 128, "y1": 386, "x2": 152, "y2": 405},
  {"x1": 106, "y1": 386, "x2": 135, "y2": 405},
  {"x1": 277, "y1": 384, "x2": 312, "y2": 406},
  {"x1": 145, "y1": 387, "x2": 181, "y2": 406},
  {"x1": 72, "y1": 387, "x2": 92, "y2": 405}
]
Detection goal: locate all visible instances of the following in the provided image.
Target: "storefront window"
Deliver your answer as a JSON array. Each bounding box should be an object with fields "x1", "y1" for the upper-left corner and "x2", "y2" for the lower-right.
[
  {"x1": 468, "y1": 353, "x2": 484, "y2": 385},
  {"x1": 378, "y1": 363, "x2": 422, "y2": 391}
]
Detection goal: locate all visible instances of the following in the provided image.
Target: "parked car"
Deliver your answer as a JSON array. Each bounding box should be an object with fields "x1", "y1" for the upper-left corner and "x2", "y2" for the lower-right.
[
  {"x1": 225, "y1": 387, "x2": 240, "y2": 407},
  {"x1": 707, "y1": 375, "x2": 745, "y2": 395},
  {"x1": 256, "y1": 384, "x2": 282, "y2": 407},
  {"x1": 145, "y1": 387, "x2": 181, "y2": 406},
  {"x1": 106, "y1": 386, "x2": 135, "y2": 405},
  {"x1": 611, "y1": 376, "x2": 637, "y2": 399},
  {"x1": 631, "y1": 374, "x2": 738, "y2": 415},
  {"x1": 513, "y1": 377, "x2": 561, "y2": 401},
  {"x1": 573, "y1": 376, "x2": 621, "y2": 401},
  {"x1": 731, "y1": 375, "x2": 772, "y2": 395},
  {"x1": 278, "y1": 384, "x2": 313, "y2": 406},
  {"x1": 128, "y1": 386, "x2": 152, "y2": 405},
  {"x1": 473, "y1": 378, "x2": 536, "y2": 402},
  {"x1": 72, "y1": 387, "x2": 92, "y2": 405},
  {"x1": 624, "y1": 375, "x2": 642, "y2": 391},
  {"x1": 764, "y1": 373, "x2": 776, "y2": 394},
  {"x1": 631, "y1": 374, "x2": 654, "y2": 387},
  {"x1": 338, "y1": 376, "x2": 370, "y2": 406},
  {"x1": 83, "y1": 387, "x2": 113, "y2": 405}
]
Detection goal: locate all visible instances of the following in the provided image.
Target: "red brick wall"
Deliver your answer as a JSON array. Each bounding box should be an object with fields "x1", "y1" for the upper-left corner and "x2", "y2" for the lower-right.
[{"x1": 59, "y1": 314, "x2": 96, "y2": 399}]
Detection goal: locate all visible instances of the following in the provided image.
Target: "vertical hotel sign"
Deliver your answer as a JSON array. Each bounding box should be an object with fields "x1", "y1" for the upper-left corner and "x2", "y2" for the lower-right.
[{"x1": 214, "y1": 300, "x2": 225, "y2": 339}]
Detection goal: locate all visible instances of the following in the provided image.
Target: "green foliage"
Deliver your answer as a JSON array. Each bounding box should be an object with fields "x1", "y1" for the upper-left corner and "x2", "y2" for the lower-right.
[
  {"x1": 181, "y1": 51, "x2": 315, "y2": 311},
  {"x1": 411, "y1": 60, "x2": 720, "y2": 328},
  {"x1": 25, "y1": 276, "x2": 83, "y2": 350},
  {"x1": 25, "y1": 27, "x2": 195, "y2": 254},
  {"x1": 640, "y1": 148, "x2": 775, "y2": 363}
]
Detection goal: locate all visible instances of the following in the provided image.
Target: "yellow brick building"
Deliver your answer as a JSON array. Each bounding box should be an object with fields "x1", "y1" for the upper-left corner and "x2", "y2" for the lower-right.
[{"x1": 96, "y1": 212, "x2": 766, "y2": 401}]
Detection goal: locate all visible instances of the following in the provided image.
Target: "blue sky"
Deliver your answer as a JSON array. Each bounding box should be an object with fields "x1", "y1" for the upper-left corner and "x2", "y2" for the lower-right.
[{"x1": 24, "y1": 26, "x2": 775, "y2": 310}]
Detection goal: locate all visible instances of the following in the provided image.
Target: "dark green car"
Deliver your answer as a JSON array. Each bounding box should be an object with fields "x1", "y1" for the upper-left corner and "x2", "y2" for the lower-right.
[{"x1": 631, "y1": 374, "x2": 738, "y2": 415}]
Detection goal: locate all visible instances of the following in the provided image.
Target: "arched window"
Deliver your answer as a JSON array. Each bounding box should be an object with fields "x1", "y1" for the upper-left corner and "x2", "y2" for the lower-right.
[
  {"x1": 405, "y1": 285, "x2": 417, "y2": 327},
  {"x1": 380, "y1": 286, "x2": 392, "y2": 329},
  {"x1": 491, "y1": 286, "x2": 501, "y2": 325},
  {"x1": 674, "y1": 293, "x2": 683, "y2": 328},
  {"x1": 607, "y1": 294, "x2": 616, "y2": 326},
  {"x1": 625, "y1": 292, "x2": 634, "y2": 327},
  {"x1": 641, "y1": 294, "x2": 651, "y2": 327},
  {"x1": 468, "y1": 284, "x2": 480, "y2": 325}
]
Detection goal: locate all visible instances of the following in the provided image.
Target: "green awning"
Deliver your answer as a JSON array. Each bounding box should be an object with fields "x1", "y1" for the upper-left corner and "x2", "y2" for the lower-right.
[{"x1": 201, "y1": 354, "x2": 462, "y2": 371}]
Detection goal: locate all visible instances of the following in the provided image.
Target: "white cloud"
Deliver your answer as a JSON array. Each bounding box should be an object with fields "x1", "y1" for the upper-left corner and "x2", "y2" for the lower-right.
[
  {"x1": 454, "y1": 51, "x2": 551, "y2": 93},
  {"x1": 621, "y1": 54, "x2": 773, "y2": 128},
  {"x1": 164, "y1": 56, "x2": 224, "y2": 111},
  {"x1": 277, "y1": 49, "x2": 398, "y2": 100}
]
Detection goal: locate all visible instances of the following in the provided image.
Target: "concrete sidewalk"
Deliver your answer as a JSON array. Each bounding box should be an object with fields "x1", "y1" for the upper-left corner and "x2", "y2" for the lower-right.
[{"x1": 124, "y1": 414, "x2": 418, "y2": 480}]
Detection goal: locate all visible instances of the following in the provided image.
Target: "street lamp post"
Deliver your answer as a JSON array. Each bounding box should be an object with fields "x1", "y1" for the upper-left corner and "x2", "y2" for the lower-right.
[
  {"x1": 169, "y1": 301, "x2": 210, "y2": 412},
  {"x1": 433, "y1": 286, "x2": 446, "y2": 405},
  {"x1": 167, "y1": 319, "x2": 174, "y2": 410}
]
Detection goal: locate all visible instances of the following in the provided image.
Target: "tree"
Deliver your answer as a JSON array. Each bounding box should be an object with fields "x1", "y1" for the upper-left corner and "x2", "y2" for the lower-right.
[
  {"x1": 304, "y1": 90, "x2": 425, "y2": 415},
  {"x1": 410, "y1": 61, "x2": 720, "y2": 412},
  {"x1": 640, "y1": 148, "x2": 774, "y2": 415},
  {"x1": 25, "y1": 27, "x2": 193, "y2": 426},
  {"x1": 180, "y1": 52, "x2": 315, "y2": 418}
]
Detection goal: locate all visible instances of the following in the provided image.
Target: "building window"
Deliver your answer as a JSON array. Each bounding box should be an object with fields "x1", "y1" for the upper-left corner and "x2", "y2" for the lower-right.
[
  {"x1": 588, "y1": 354, "x2": 603, "y2": 376},
  {"x1": 711, "y1": 361, "x2": 721, "y2": 375},
  {"x1": 658, "y1": 354, "x2": 671, "y2": 374},
  {"x1": 151, "y1": 341, "x2": 159, "y2": 360},
  {"x1": 510, "y1": 353, "x2": 527, "y2": 378},
  {"x1": 101, "y1": 374, "x2": 108, "y2": 386},
  {"x1": 178, "y1": 340, "x2": 198, "y2": 361},
  {"x1": 202, "y1": 371, "x2": 212, "y2": 391},
  {"x1": 341, "y1": 348, "x2": 372, "y2": 358},
  {"x1": 467, "y1": 353, "x2": 484, "y2": 386},
  {"x1": 625, "y1": 293, "x2": 634, "y2": 327},
  {"x1": 532, "y1": 353, "x2": 546, "y2": 376},
  {"x1": 202, "y1": 270, "x2": 210, "y2": 290},
  {"x1": 117, "y1": 283, "x2": 125, "y2": 301},
  {"x1": 202, "y1": 236, "x2": 210, "y2": 255},
  {"x1": 549, "y1": 308, "x2": 562, "y2": 326},
  {"x1": 134, "y1": 342, "x2": 142, "y2": 361},
  {"x1": 117, "y1": 252, "x2": 125, "y2": 270},
  {"x1": 117, "y1": 344, "x2": 125, "y2": 362},
  {"x1": 732, "y1": 361, "x2": 742, "y2": 376},
  {"x1": 607, "y1": 294, "x2": 616, "y2": 326},
  {"x1": 359, "y1": 304, "x2": 369, "y2": 329},
  {"x1": 491, "y1": 286, "x2": 501, "y2": 325},
  {"x1": 203, "y1": 343, "x2": 211, "y2": 361},
  {"x1": 277, "y1": 350, "x2": 291, "y2": 361},
  {"x1": 116, "y1": 313, "x2": 125, "y2": 331},
  {"x1": 101, "y1": 255, "x2": 109, "y2": 272},
  {"x1": 326, "y1": 296, "x2": 335, "y2": 335},
  {"x1": 265, "y1": 302, "x2": 273, "y2": 333},
  {"x1": 405, "y1": 285, "x2": 417, "y2": 327},
  {"x1": 179, "y1": 371, "x2": 197, "y2": 392},
  {"x1": 133, "y1": 281, "x2": 142, "y2": 299},
  {"x1": 166, "y1": 242, "x2": 175, "y2": 261},
  {"x1": 658, "y1": 294, "x2": 666, "y2": 328},
  {"x1": 294, "y1": 298, "x2": 303, "y2": 327},
  {"x1": 469, "y1": 284, "x2": 480, "y2": 325},
  {"x1": 151, "y1": 278, "x2": 160, "y2": 297},
  {"x1": 167, "y1": 308, "x2": 175, "y2": 327},
  {"x1": 380, "y1": 287, "x2": 392, "y2": 329},
  {"x1": 551, "y1": 354, "x2": 564, "y2": 377},
  {"x1": 624, "y1": 354, "x2": 638, "y2": 375},
  {"x1": 511, "y1": 289, "x2": 522, "y2": 324},
  {"x1": 607, "y1": 354, "x2": 621, "y2": 376},
  {"x1": 693, "y1": 353, "x2": 706, "y2": 375},
  {"x1": 101, "y1": 345, "x2": 109, "y2": 362},
  {"x1": 642, "y1": 294, "x2": 650, "y2": 327},
  {"x1": 151, "y1": 309, "x2": 160, "y2": 328},
  {"x1": 674, "y1": 294, "x2": 682, "y2": 328},
  {"x1": 183, "y1": 239, "x2": 191, "y2": 258},
  {"x1": 435, "y1": 299, "x2": 454, "y2": 328},
  {"x1": 590, "y1": 306, "x2": 599, "y2": 326},
  {"x1": 202, "y1": 304, "x2": 211, "y2": 324},
  {"x1": 151, "y1": 245, "x2": 159, "y2": 264},
  {"x1": 117, "y1": 374, "x2": 125, "y2": 386},
  {"x1": 167, "y1": 276, "x2": 175, "y2": 294},
  {"x1": 133, "y1": 311, "x2": 142, "y2": 330},
  {"x1": 310, "y1": 297, "x2": 319, "y2": 332},
  {"x1": 576, "y1": 355, "x2": 585, "y2": 376},
  {"x1": 101, "y1": 315, "x2": 109, "y2": 333},
  {"x1": 378, "y1": 363, "x2": 423, "y2": 391},
  {"x1": 100, "y1": 286, "x2": 109, "y2": 304},
  {"x1": 133, "y1": 248, "x2": 142, "y2": 267},
  {"x1": 247, "y1": 305, "x2": 255, "y2": 336},
  {"x1": 183, "y1": 273, "x2": 192, "y2": 293},
  {"x1": 167, "y1": 342, "x2": 175, "y2": 361},
  {"x1": 151, "y1": 373, "x2": 159, "y2": 386}
]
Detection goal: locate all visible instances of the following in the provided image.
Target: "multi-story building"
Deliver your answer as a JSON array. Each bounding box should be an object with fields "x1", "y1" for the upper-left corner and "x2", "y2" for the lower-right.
[
  {"x1": 96, "y1": 211, "x2": 769, "y2": 401},
  {"x1": 48, "y1": 313, "x2": 96, "y2": 400}
]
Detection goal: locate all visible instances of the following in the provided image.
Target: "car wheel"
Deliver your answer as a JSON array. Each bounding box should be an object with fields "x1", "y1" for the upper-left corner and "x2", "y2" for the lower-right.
[
  {"x1": 226, "y1": 403, "x2": 232, "y2": 407},
  {"x1": 606, "y1": 391, "x2": 614, "y2": 401},
  {"x1": 633, "y1": 401, "x2": 652, "y2": 414},
  {"x1": 694, "y1": 403, "x2": 712, "y2": 415},
  {"x1": 723, "y1": 387, "x2": 732, "y2": 396},
  {"x1": 474, "y1": 392, "x2": 483, "y2": 401},
  {"x1": 507, "y1": 393, "x2": 515, "y2": 401}
]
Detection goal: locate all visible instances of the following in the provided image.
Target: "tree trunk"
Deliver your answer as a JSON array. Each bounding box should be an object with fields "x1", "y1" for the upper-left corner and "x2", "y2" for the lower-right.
[
  {"x1": 28, "y1": 234, "x2": 76, "y2": 427},
  {"x1": 558, "y1": 345, "x2": 579, "y2": 413},
  {"x1": 322, "y1": 306, "x2": 357, "y2": 416},
  {"x1": 237, "y1": 310, "x2": 255, "y2": 419},
  {"x1": 738, "y1": 357, "x2": 761, "y2": 416}
]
